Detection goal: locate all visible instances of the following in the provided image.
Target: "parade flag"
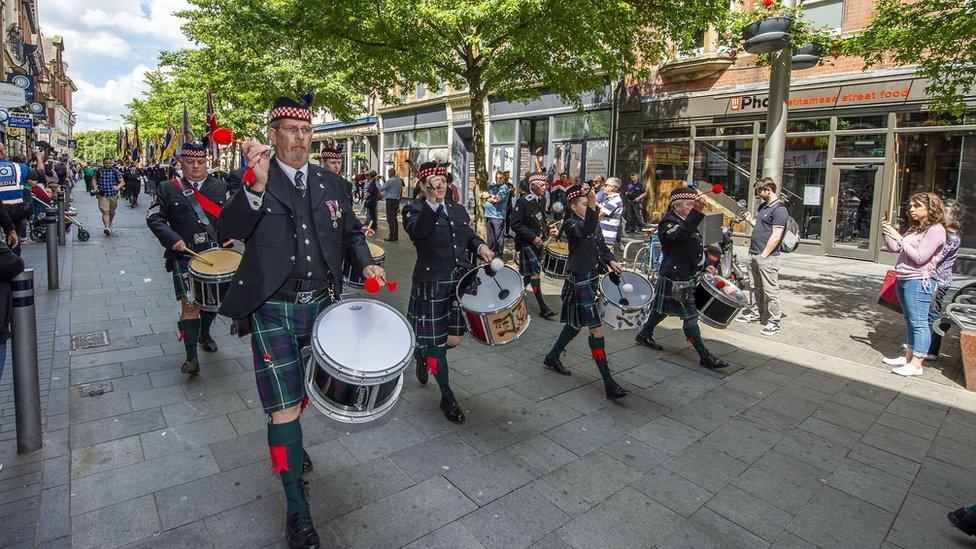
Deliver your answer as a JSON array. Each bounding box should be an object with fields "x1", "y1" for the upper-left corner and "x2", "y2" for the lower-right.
[
  {"x1": 146, "y1": 136, "x2": 155, "y2": 164},
  {"x1": 115, "y1": 128, "x2": 123, "y2": 160},
  {"x1": 131, "y1": 124, "x2": 141, "y2": 162},
  {"x1": 160, "y1": 123, "x2": 176, "y2": 161},
  {"x1": 205, "y1": 90, "x2": 220, "y2": 167},
  {"x1": 181, "y1": 105, "x2": 192, "y2": 143},
  {"x1": 123, "y1": 128, "x2": 131, "y2": 162}
]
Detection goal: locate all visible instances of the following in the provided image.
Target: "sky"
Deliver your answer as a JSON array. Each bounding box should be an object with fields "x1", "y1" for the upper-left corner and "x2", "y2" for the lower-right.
[{"x1": 38, "y1": 0, "x2": 193, "y2": 132}]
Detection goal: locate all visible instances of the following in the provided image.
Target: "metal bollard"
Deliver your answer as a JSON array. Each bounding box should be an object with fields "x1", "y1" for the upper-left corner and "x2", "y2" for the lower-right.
[
  {"x1": 11, "y1": 269, "x2": 42, "y2": 453},
  {"x1": 45, "y1": 206, "x2": 58, "y2": 290},
  {"x1": 56, "y1": 190, "x2": 65, "y2": 246}
]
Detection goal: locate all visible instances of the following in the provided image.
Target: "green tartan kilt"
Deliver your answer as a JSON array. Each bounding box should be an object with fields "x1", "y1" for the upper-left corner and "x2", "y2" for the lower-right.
[
  {"x1": 652, "y1": 274, "x2": 699, "y2": 320},
  {"x1": 170, "y1": 259, "x2": 190, "y2": 301},
  {"x1": 518, "y1": 245, "x2": 542, "y2": 278},
  {"x1": 407, "y1": 268, "x2": 467, "y2": 348},
  {"x1": 559, "y1": 271, "x2": 602, "y2": 330}
]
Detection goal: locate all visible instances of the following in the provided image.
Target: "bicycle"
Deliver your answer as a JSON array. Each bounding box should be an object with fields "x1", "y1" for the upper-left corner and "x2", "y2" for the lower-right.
[{"x1": 628, "y1": 227, "x2": 662, "y2": 282}]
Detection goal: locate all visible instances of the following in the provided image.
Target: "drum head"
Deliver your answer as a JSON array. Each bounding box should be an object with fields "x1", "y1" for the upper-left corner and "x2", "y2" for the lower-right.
[
  {"x1": 190, "y1": 249, "x2": 242, "y2": 276},
  {"x1": 312, "y1": 299, "x2": 413, "y2": 382},
  {"x1": 546, "y1": 241, "x2": 569, "y2": 257},
  {"x1": 458, "y1": 265, "x2": 522, "y2": 313},
  {"x1": 367, "y1": 242, "x2": 385, "y2": 261},
  {"x1": 702, "y1": 273, "x2": 749, "y2": 307},
  {"x1": 600, "y1": 270, "x2": 654, "y2": 308}
]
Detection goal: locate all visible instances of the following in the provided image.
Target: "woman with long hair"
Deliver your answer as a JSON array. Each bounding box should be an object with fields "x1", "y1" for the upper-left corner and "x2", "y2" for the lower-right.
[
  {"x1": 926, "y1": 200, "x2": 964, "y2": 360},
  {"x1": 881, "y1": 192, "x2": 947, "y2": 376}
]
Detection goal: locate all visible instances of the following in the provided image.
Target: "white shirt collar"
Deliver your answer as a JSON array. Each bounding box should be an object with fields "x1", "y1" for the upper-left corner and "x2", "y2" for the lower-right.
[{"x1": 275, "y1": 157, "x2": 309, "y2": 186}]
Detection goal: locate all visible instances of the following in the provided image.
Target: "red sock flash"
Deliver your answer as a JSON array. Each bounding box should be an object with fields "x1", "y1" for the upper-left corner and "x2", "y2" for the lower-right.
[
  {"x1": 591, "y1": 348, "x2": 607, "y2": 361},
  {"x1": 269, "y1": 445, "x2": 289, "y2": 474},
  {"x1": 426, "y1": 356, "x2": 438, "y2": 375}
]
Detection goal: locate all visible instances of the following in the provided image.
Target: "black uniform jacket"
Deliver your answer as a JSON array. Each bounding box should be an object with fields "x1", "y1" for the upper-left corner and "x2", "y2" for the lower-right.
[
  {"x1": 218, "y1": 161, "x2": 375, "y2": 319},
  {"x1": 657, "y1": 208, "x2": 706, "y2": 279},
  {"x1": 402, "y1": 199, "x2": 485, "y2": 282},
  {"x1": 146, "y1": 175, "x2": 228, "y2": 265},
  {"x1": 560, "y1": 206, "x2": 614, "y2": 275},
  {"x1": 509, "y1": 193, "x2": 547, "y2": 248}
]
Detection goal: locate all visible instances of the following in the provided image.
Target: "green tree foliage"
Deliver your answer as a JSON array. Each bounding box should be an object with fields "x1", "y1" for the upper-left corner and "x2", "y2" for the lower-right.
[
  {"x1": 73, "y1": 130, "x2": 121, "y2": 162},
  {"x1": 850, "y1": 0, "x2": 976, "y2": 115}
]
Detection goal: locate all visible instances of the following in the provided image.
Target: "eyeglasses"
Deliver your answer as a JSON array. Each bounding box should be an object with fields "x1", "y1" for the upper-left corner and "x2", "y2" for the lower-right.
[{"x1": 276, "y1": 125, "x2": 313, "y2": 136}]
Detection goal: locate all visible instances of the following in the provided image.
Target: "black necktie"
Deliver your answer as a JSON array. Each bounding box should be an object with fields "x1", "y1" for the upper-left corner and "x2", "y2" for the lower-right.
[{"x1": 295, "y1": 170, "x2": 306, "y2": 197}]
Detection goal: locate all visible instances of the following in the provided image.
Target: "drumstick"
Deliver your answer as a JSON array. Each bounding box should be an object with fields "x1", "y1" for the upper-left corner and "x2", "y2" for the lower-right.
[{"x1": 183, "y1": 248, "x2": 215, "y2": 267}]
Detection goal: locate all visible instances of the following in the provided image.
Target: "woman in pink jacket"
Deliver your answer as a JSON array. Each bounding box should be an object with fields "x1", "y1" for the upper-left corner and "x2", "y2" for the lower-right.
[{"x1": 881, "y1": 192, "x2": 947, "y2": 377}]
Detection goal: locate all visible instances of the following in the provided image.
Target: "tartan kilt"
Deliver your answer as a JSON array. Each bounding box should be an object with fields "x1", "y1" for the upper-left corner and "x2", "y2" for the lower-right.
[
  {"x1": 652, "y1": 275, "x2": 698, "y2": 320},
  {"x1": 560, "y1": 271, "x2": 602, "y2": 330},
  {"x1": 249, "y1": 297, "x2": 332, "y2": 414},
  {"x1": 518, "y1": 245, "x2": 542, "y2": 278},
  {"x1": 170, "y1": 259, "x2": 190, "y2": 301},
  {"x1": 407, "y1": 268, "x2": 467, "y2": 348}
]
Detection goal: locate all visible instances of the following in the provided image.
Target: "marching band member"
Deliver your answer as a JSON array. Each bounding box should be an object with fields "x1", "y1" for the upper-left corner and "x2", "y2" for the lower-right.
[
  {"x1": 543, "y1": 184, "x2": 630, "y2": 400},
  {"x1": 318, "y1": 145, "x2": 343, "y2": 175},
  {"x1": 402, "y1": 161, "x2": 493, "y2": 424},
  {"x1": 146, "y1": 142, "x2": 227, "y2": 376},
  {"x1": 634, "y1": 187, "x2": 730, "y2": 370},
  {"x1": 218, "y1": 96, "x2": 384, "y2": 549},
  {"x1": 509, "y1": 171, "x2": 556, "y2": 320}
]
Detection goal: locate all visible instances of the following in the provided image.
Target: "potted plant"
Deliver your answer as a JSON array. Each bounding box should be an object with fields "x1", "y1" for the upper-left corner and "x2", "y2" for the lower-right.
[
  {"x1": 790, "y1": 26, "x2": 838, "y2": 69},
  {"x1": 718, "y1": 1, "x2": 840, "y2": 65}
]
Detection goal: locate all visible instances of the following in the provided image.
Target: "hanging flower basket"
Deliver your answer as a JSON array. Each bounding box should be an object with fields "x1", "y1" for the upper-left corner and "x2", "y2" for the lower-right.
[
  {"x1": 791, "y1": 43, "x2": 822, "y2": 70},
  {"x1": 742, "y1": 16, "x2": 793, "y2": 54}
]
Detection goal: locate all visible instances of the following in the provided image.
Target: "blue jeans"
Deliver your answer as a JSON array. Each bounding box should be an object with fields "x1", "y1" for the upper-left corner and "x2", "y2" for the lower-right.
[{"x1": 896, "y1": 278, "x2": 935, "y2": 355}]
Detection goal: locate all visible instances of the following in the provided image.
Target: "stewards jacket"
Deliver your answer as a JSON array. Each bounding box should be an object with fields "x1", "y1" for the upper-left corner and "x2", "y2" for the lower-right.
[
  {"x1": 217, "y1": 160, "x2": 374, "y2": 319},
  {"x1": 402, "y1": 199, "x2": 485, "y2": 282},
  {"x1": 657, "y1": 209, "x2": 706, "y2": 280},
  {"x1": 0, "y1": 240, "x2": 24, "y2": 344},
  {"x1": 146, "y1": 175, "x2": 227, "y2": 267},
  {"x1": 560, "y1": 206, "x2": 614, "y2": 276},
  {"x1": 508, "y1": 193, "x2": 548, "y2": 249}
]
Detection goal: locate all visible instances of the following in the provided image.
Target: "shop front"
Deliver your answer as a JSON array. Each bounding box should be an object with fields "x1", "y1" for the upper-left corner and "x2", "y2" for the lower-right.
[
  {"x1": 629, "y1": 71, "x2": 976, "y2": 261},
  {"x1": 310, "y1": 116, "x2": 378, "y2": 181}
]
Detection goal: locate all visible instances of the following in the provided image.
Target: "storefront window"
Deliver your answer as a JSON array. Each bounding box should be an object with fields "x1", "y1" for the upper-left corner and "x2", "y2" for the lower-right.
[
  {"x1": 552, "y1": 111, "x2": 611, "y2": 140},
  {"x1": 897, "y1": 111, "x2": 976, "y2": 128},
  {"x1": 491, "y1": 120, "x2": 517, "y2": 144},
  {"x1": 692, "y1": 139, "x2": 753, "y2": 205},
  {"x1": 895, "y1": 131, "x2": 976, "y2": 250},
  {"x1": 787, "y1": 117, "x2": 831, "y2": 132},
  {"x1": 834, "y1": 133, "x2": 886, "y2": 158},
  {"x1": 645, "y1": 127, "x2": 691, "y2": 140},
  {"x1": 836, "y1": 115, "x2": 887, "y2": 131},
  {"x1": 642, "y1": 141, "x2": 690, "y2": 217},
  {"x1": 429, "y1": 127, "x2": 448, "y2": 147},
  {"x1": 757, "y1": 136, "x2": 830, "y2": 240}
]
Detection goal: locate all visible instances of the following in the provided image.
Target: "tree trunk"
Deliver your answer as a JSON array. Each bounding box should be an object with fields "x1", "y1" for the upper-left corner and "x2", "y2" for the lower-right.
[{"x1": 468, "y1": 85, "x2": 488, "y2": 239}]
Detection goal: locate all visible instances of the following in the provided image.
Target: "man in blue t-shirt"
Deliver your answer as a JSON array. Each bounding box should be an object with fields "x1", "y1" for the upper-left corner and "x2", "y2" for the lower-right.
[
  {"x1": 483, "y1": 170, "x2": 511, "y2": 258},
  {"x1": 94, "y1": 157, "x2": 124, "y2": 235},
  {"x1": 737, "y1": 177, "x2": 788, "y2": 336}
]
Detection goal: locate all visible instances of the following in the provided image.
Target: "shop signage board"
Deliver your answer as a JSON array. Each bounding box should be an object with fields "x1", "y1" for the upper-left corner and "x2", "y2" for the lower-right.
[
  {"x1": 6, "y1": 74, "x2": 33, "y2": 103},
  {"x1": 0, "y1": 83, "x2": 26, "y2": 108},
  {"x1": 8, "y1": 112, "x2": 32, "y2": 128}
]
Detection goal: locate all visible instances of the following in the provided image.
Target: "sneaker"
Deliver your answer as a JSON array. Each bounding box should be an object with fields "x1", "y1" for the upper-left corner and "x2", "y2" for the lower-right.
[
  {"x1": 891, "y1": 364, "x2": 924, "y2": 377},
  {"x1": 103, "y1": 228, "x2": 110, "y2": 236},
  {"x1": 760, "y1": 322, "x2": 781, "y2": 336},
  {"x1": 735, "y1": 313, "x2": 760, "y2": 323},
  {"x1": 882, "y1": 356, "x2": 907, "y2": 366}
]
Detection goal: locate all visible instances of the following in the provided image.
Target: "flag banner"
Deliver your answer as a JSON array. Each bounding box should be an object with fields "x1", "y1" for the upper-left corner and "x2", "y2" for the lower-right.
[
  {"x1": 206, "y1": 91, "x2": 220, "y2": 168},
  {"x1": 160, "y1": 124, "x2": 176, "y2": 161}
]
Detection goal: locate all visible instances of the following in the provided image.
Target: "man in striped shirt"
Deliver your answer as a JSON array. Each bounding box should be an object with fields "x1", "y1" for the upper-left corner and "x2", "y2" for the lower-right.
[{"x1": 598, "y1": 177, "x2": 623, "y2": 246}]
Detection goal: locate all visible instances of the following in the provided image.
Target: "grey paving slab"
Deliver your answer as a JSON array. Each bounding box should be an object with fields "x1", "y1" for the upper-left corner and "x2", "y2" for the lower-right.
[
  {"x1": 204, "y1": 496, "x2": 285, "y2": 549},
  {"x1": 657, "y1": 507, "x2": 768, "y2": 549},
  {"x1": 662, "y1": 441, "x2": 749, "y2": 493},
  {"x1": 796, "y1": 416, "x2": 861, "y2": 447},
  {"x1": 530, "y1": 451, "x2": 642, "y2": 517},
  {"x1": 455, "y1": 421, "x2": 521, "y2": 454},
  {"x1": 443, "y1": 448, "x2": 542, "y2": 506},
  {"x1": 773, "y1": 428, "x2": 849, "y2": 472},
  {"x1": 460, "y1": 486, "x2": 571, "y2": 548},
  {"x1": 70, "y1": 494, "x2": 161, "y2": 549},
  {"x1": 630, "y1": 416, "x2": 705, "y2": 455},
  {"x1": 37, "y1": 483, "x2": 70, "y2": 543},
  {"x1": 707, "y1": 484, "x2": 793, "y2": 542},
  {"x1": 885, "y1": 393, "x2": 949, "y2": 428},
  {"x1": 846, "y1": 441, "x2": 921, "y2": 481},
  {"x1": 909, "y1": 457, "x2": 976, "y2": 510},
  {"x1": 403, "y1": 522, "x2": 485, "y2": 549},
  {"x1": 630, "y1": 466, "x2": 714, "y2": 517},
  {"x1": 885, "y1": 493, "x2": 973, "y2": 549},
  {"x1": 70, "y1": 435, "x2": 144, "y2": 479},
  {"x1": 543, "y1": 410, "x2": 630, "y2": 456},
  {"x1": 826, "y1": 458, "x2": 912, "y2": 513},
  {"x1": 300, "y1": 438, "x2": 360, "y2": 481},
  {"x1": 390, "y1": 433, "x2": 483, "y2": 482},
  {"x1": 860, "y1": 422, "x2": 932, "y2": 463},
  {"x1": 599, "y1": 436, "x2": 668, "y2": 473},
  {"x1": 732, "y1": 451, "x2": 831, "y2": 514},
  {"x1": 787, "y1": 486, "x2": 894, "y2": 548},
  {"x1": 68, "y1": 391, "x2": 132, "y2": 423},
  {"x1": 69, "y1": 408, "x2": 166, "y2": 449},
  {"x1": 494, "y1": 398, "x2": 582, "y2": 440},
  {"x1": 702, "y1": 417, "x2": 785, "y2": 463},
  {"x1": 338, "y1": 418, "x2": 428, "y2": 461},
  {"x1": 159, "y1": 391, "x2": 248, "y2": 426},
  {"x1": 140, "y1": 415, "x2": 238, "y2": 459},
  {"x1": 209, "y1": 430, "x2": 268, "y2": 472},
  {"x1": 154, "y1": 460, "x2": 281, "y2": 529},
  {"x1": 306, "y1": 457, "x2": 416, "y2": 522},
  {"x1": 557, "y1": 485, "x2": 682, "y2": 548},
  {"x1": 508, "y1": 434, "x2": 578, "y2": 475},
  {"x1": 334, "y1": 477, "x2": 477, "y2": 549},
  {"x1": 121, "y1": 521, "x2": 214, "y2": 549}
]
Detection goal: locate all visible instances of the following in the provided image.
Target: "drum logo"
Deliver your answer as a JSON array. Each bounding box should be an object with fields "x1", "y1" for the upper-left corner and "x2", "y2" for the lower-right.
[
  {"x1": 354, "y1": 386, "x2": 368, "y2": 411},
  {"x1": 486, "y1": 297, "x2": 528, "y2": 344}
]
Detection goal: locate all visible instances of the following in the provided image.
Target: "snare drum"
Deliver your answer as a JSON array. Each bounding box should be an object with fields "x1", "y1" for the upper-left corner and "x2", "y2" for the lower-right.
[
  {"x1": 599, "y1": 270, "x2": 654, "y2": 330},
  {"x1": 457, "y1": 265, "x2": 530, "y2": 346},
  {"x1": 542, "y1": 241, "x2": 569, "y2": 279},
  {"x1": 342, "y1": 242, "x2": 386, "y2": 289},
  {"x1": 188, "y1": 248, "x2": 242, "y2": 312},
  {"x1": 694, "y1": 273, "x2": 749, "y2": 329},
  {"x1": 304, "y1": 299, "x2": 414, "y2": 424}
]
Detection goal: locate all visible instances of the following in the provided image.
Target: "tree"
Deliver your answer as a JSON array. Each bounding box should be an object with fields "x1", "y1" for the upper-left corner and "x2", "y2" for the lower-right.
[
  {"x1": 850, "y1": 0, "x2": 976, "y2": 116},
  {"x1": 73, "y1": 130, "x2": 120, "y2": 162},
  {"x1": 177, "y1": 0, "x2": 728, "y2": 229}
]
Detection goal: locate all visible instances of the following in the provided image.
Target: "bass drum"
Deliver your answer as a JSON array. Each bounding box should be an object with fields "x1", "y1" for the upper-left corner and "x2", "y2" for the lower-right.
[
  {"x1": 599, "y1": 270, "x2": 654, "y2": 330},
  {"x1": 342, "y1": 242, "x2": 387, "y2": 289},
  {"x1": 694, "y1": 273, "x2": 749, "y2": 329},
  {"x1": 304, "y1": 299, "x2": 414, "y2": 424},
  {"x1": 457, "y1": 264, "x2": 530, "y2": 346}
]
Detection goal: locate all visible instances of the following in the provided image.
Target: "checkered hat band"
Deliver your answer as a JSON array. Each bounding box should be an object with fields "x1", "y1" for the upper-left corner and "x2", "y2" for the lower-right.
[
  {"x1": 181, "y1": 148, "x2": 206, "y2": 158},
  {"x1": 528, "y1": 173, "x2": 548, "y2": 183},
  {"x1": 269, "y1": 106, "x2": 311, "y2": 122},
  {"x1": 419, "y1": 166, "x2": 447, "y2": 179},
  {"x1": 566, "y1": 190, "x2": 584, "y2": 202},
  {"x1": 321, "y1": 150, "x2": 341, "y2": 159},
  {"x1": 669, "y1": 192, "x2": 697, "y2": 204}
]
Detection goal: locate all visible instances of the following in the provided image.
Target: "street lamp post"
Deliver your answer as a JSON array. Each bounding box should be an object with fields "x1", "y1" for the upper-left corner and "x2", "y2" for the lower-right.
[{"x1": 760, "y1": 0, "x2": 797, "y2": 188}]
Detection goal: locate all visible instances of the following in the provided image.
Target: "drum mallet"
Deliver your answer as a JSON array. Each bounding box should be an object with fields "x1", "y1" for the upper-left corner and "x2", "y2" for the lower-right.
[
  {"x1": 483, "y1": 257, "x2": 510, "y2": 300},
  {"x1": 606, "y1": 271, "x2": 630, "y2": 306},
  {"x1": 183, "y1": 248, "x2": 215, "y2": 267}
]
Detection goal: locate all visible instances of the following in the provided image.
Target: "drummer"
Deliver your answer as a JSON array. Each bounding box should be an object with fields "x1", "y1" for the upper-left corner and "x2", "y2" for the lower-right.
[
  {"x1": 509, "y1": 171, "x2": 557, "y2": 320},
  {"x1": 634, "y1": 187, "x2": 730, "y2": 369},
  {"x1": 146, "y1": 141, "x2": 227, "y2": 376},
  {"x1": 543, "y1": 184, "x2": 630, "y2": 400},
  {"x1": 218, "y1": 96, "x2": 384, "y2": 549},
  {"x1": 402, "y1": 161, "x2": 493, "y2": 424}
]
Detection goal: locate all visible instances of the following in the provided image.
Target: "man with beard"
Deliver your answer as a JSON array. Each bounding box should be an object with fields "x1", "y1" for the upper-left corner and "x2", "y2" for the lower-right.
[{"x1": 219, "y1": 96, "x2": 384, "y2": 549}]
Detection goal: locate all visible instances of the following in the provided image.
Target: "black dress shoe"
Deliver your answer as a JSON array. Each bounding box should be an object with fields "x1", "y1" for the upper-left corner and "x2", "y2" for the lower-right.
[
  {"x1": 286, "y1": 508, "x2": 320, "y2": 549},
  {"x1": 543, "y1": 354, "x2": 572, "y2": 375},
  {"x1": 302, "y1": 449, "x2": 312, "y2": 474},
  {"x1": 635, "y1": 334, "x2": 663, "y2": 351},
  {"x1": 605, "y1": 383, "x2": 631, "y2": 400},
  {"x1": 539, "y1": 308, "x2": 557, "y2": 321},
  {"x1": 180, "y1": 359, "x2": 200, "y2": 375},
  {"x1": 383, "y1": 237, "x2": 398, "y2": 242},
  {"x1": 439, "y1": 391, "x2": 465, "y2": 424},
  {"x1": 198, "y1": 334, "x2": 218, "y2": 353},
  {"x1": 415, "y1": 352, "x2": 428, "y2": 385},
  {"x1": 700, "y1": 353, "x2": 730, "y2": 370},
  {"x1": 949, "y1": 508, "x2": 976, "y2": 537}
]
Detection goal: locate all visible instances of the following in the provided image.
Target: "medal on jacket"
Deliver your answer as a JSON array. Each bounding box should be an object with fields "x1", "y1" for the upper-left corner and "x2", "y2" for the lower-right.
[{"x1": 326, "y1": 200, "x2": 341, "y2": 228}]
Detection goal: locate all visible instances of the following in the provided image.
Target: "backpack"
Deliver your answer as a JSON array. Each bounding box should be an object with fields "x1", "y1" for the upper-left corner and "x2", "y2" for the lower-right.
[{"x1": 779, "y1": 206, "x2": 800, "y2": 253}]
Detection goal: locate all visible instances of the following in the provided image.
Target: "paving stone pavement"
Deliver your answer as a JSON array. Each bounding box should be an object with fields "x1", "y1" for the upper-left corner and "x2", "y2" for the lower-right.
[{"x1": 5, "y1": 191, "x2": 976, "y2": 547}]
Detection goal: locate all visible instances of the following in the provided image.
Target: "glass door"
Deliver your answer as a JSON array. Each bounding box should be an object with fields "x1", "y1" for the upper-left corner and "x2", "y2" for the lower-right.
[{"x1": 825, "y1": 163, "x2": 885, "y2": 259}]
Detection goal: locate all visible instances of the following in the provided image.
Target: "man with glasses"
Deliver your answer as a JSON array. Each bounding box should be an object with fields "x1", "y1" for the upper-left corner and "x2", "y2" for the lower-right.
[
  {"x1": 219, "y1": 96, "x2": 384, "y2": 549},
  {"x1": 147, "y1": 142, "x2": 228, "y2": 375}
]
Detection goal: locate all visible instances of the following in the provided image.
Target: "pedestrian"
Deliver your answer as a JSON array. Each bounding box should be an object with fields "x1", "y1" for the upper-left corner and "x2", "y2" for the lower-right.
[
  {"x1": 363, "y1": 169, "x2": 380, "y2": 229},
  {"x1": 927, "y1": 200, "x2": 964, "y2": 360},
  {"x1": 219, "y1": 96, "x2": 383, "y2": 549},
  {"x1": 624, "y1": 172, "x2": 647, "y2": 234},
  {"x1": 94, "y1": 157, "x2": 124, "y2": 235},
  {"x1": 445, "y1": 172, "x2": 460, "y2": 204},
  {"x1": 0, "y1": 237, "x2": 25, "y2": 381},
  {"x1": 509, "y1": 171, "x2": 557, "y2": 320},
  {"x1": 146, "y1": 142, "x2": 228, "y2": 376},
  {"x1": 634, "y1": 187, "x2": 731, "y2": 370},
  {"x1": 83, "y1": 162, "x2": 95, "y2": 194},
  {"x1": 122, "y1": 162, "x2": 141, "y2": 207},
  {"x1": 542, "y1": 184, "x2": 630, "y2": 400},
  {"x1": 736, "y1": 177, "x2": 788, "y2": 336},
  {"x1": 593, "y1": 175, "x2": 607, "y2": 204},
  {"x1": 402, "y1": 161, "x2": 493, "y2": 423},
  {"x1": 881, "y1": 192, "x2": 947, "y2": 377},
  {"x1": 483, "y1": 170, "x2": 510, "y2": 258},
  {"x1": 379, "y1": 167, "x2": 403, "y2": 241},
  {"x1": 598, "y1": 177, "x2": 624, "y2": 246}
]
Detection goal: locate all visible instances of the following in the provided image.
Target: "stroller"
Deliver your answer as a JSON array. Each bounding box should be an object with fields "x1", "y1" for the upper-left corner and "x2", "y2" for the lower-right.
[{"x1": 28, "y1": 186, "x2": 91, "y2": 242}]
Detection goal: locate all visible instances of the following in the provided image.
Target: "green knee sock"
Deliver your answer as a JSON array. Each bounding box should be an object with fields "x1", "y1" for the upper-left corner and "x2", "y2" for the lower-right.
[
  {"x1": 426, "y1": 346, "x2": 451, "y2": 396},
  {"x1": 529, "y1": 279, "x2": 548, "y2": 310},
  {"x1": 267, "y1": 417, "x2": 307, "y2": 517},
  {"x1": 547, "y1": 325, "x2": 580, "y2": 360},
  {"x1": 200, "y1": 311, "x2": 217, "y2": 338},
  {"x1": 638, "y1": 312, "x2": 665, "y2": 340},
  {"x1": 683, "y1": 321, "x2": 710, "y2": 358},
  {"x1": 178, "y1": 318, "x2": 200, "y2": 361},
  {"x1": 588, "y1": 336, "x2": 617, "y2": 390}
]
